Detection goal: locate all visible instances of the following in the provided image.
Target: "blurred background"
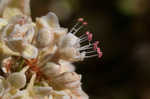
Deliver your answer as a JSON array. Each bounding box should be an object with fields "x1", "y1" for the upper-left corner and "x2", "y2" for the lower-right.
[{"x1": 31, "y1": 0, "x2": 150, "y2": 99}]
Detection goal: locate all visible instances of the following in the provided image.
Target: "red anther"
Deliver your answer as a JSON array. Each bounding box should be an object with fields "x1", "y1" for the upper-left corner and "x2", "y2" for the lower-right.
[
  {"x1": 88, "y1": 33, "x2": 93, "y2": 41},
  {"x1": 83, "y1": 22, "x2": 88, "y2": 25},
  {"x1": 98, "y1": 51, "x2": 103, "y2": 58},
  {"x1": 97, "y1": 48, "x2": 101, "y2": 53},
  {"x1": 86, "y1": 31, "x2": 90, "y2": 35},
  {"x1": 78, "y1": 18, "x2": 84, "y2": 22},
  {"x1": 93, "y1": 41, "x2": 99, "y2": 50},
  {"x1": 97, "y1": 48, "x2": 102, "y2": 58}
]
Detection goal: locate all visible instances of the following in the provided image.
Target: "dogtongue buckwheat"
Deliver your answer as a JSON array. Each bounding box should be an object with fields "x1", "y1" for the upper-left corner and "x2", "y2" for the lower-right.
[{"x1": 0, "y1": 0, "x2": 103, "y2": 99}]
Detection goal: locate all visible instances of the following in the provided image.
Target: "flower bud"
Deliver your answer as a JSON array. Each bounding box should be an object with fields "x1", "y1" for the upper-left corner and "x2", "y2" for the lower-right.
[
  {"x1": 36, "y1": 28, "x2": 54, "y2": 48},
  {"x1": 59, "y1": 60, "x2": 75, "y2": 72},
  {"x1": 41, "y1": 62, "x2": 61, "y2": 78},
  {"x1": 7, "y1": 66, "x2": 28, "y2": 89},
  {"x1": 54, "y1": 72, "x2": 81, "y2": 89}
]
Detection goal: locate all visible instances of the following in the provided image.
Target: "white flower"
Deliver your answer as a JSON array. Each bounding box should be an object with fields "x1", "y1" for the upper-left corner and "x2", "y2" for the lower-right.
[
  {"x1": 35, "y1": 12, "x2": 67, "y2": 49},
  {"x1": 0, "y1": 0, "x2": 103, "y2": 99},
  {"x1": 57, "y1": 18, "x2": 103, "y2": 62},
  {"x1": 1, "y1": 15, "x2": 38, "y2": 59}
]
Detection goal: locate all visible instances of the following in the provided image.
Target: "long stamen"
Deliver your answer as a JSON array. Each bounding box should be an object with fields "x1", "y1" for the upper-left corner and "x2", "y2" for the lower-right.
[
  {"x1": 73, "y1": 21, "x2": 88, "y2": 35},
  {"x1": 84, "y1": 47, "x2": 102, "y2": 59},
  {"x1": 79, "y1": 31, "x2": 90, "y2": 39},
  {"x1": 79, "y1": 44, "x2": 93, "y2": 50},
  {"x1": 85, "y1": 31, "x2": 93, "y2": 42},
  {"x1": 93, "y1": 41, "x2": 99, "y2": 50},
  {"x1": 85, "y1": 54, "x2": 98, "y2": 58},
  {"x1": 70, "y1": 18, "x2": 88, "y2": 35},
  {"x1": 69, "y1": 18, "x2": 84, "y2": 33},
  {"x1": 79, "y1": 47, "x2": 93, "y2": 51},
  {"x1": 80, "y1": 37, "x2": 88, "y2": 42},
  {"x1": 73, "y1": 25, "x2": 84, "y2": 35},
  {"x1": 79, "y1": 34, "x2": 86, "y2": 38},
  {"x1": 68, "y1": 18, "x2": 103, "y2": 60},
  {"x1": 86, "y1": 50, "x2": 96, "y2": 54}
]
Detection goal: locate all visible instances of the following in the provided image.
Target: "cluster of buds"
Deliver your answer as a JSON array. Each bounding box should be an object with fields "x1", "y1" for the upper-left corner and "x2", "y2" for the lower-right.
[{"x1": 0, "y1": 0, "x2": 103, "y2": 99}]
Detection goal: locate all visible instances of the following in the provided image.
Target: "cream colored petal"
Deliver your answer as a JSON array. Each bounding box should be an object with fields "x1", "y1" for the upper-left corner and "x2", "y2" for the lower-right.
[
  {"x1": 54, "y1": 72, "x2": 81, "y2": 89},
  {"x1": 0, "y1": 0, "x2": 31, "y2": 17},
  {"x1": 54, "y1": 28, "x2": 68, "y2": 44},
  {"x1": 0, "y1": 18, "x2": 8, "y2": 30},
  {"x1": 59, "y1": 47, "x2": 78, "y2": 61},
  {"x1": 36, "y1": 12, "x2": 60, "y2": 29},
  {"x1": 41, "y1": 62, "x2": 61, "y2": 78},
  {"x1": 23, "y1": 24, "x2": 35, "y2": 43},
  {"x1": 7, "y1": 72, "x2": 27, "y2": 89},
  {"x1": 52, "y1": 90, "x2": 76, "y2": 99},
  {"x1": 25, "y1": 73, "x2": 37, "y2": 98},
  {"x1": 3, "y1": 7, "x2": 23, "y2": 21},
  {"x1": 21, "y1": 44, "x2": 38, "y2": 59},
  {"x1": 36, "y1": 28, "x2": 54, "y2": 48},
  {"x1": 63, "y1": 80, "x2": 81, "y2": 89},
  {"x1": 5, "y1": 39, "x2": 25, "y2": 52},
  {"x1": 0, "y1": 0, "x2": 10, "y2": 16},
  {"x1": 59, "y1": 33, "x2": 79, "y2": 48},
  {"x1": 71, "y1": 87, "x2": 89, "y2": 99},
  {"x1": 0, "y1": 42, "x2": 19, "y2": 60},
  {"x1": 5, "y1": 38, "x2": 37, "y2": 59},
  {"x1": 33, "y1": 86, "x2": 53, "y2": 96},
  {"x1": 59, "y1": 60, "x2": 75, "y2": 72}
]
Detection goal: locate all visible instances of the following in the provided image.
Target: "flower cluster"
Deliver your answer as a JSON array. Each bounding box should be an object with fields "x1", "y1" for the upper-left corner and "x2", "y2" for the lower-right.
[{"x1": 0, "y1": 0, "x2": 103, "y2": 99}]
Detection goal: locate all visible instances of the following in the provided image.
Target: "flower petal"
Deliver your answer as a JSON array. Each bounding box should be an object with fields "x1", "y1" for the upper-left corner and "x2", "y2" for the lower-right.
[
  {"x1": 21, "y1": 44, "x2": 38, "y2": 59},
  {"x1": 0, "y1": 0, "x2": 31, "y2": 18},
  {"x1": 0, "y1": 18, "x2": 8, "y2": 30},
  {"x1": 3, "y1": 7, "x2": 23, "y2": 21},
  {"x1": 36, "y1": 28, "x2": 54, "y2": 48},
  {"x1": 36, "y1": 12, "x2": 60, "y2": 29}
]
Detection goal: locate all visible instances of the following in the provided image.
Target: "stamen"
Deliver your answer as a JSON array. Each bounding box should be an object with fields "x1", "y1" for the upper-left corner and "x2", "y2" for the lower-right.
[
  {"x1": 79, "y1": 31, "x2": 92, "y2": 44},
  {"x1": 78, "y1": 18, "x2": 84, "y2": 22},
  {"x1": 69, "y1": 18, "x2": 88, "y2": 35},
  {"x1": 86, "y1": 31, "x2": 90, "y2": 35},
  {"x1": 79, "y1": 34, "x2": 86, "y2": 38},
  {"x1": 72, "y1": 25, "x2": 84, "y2": 35},
  {"x1": 93, "y1": 41, "x2": 99, "y2": 50},
  {"x1": 84, "y1": 46, "x2": 102, "y2": 59},
  {"x1": 80, "y1": 36, "x2": 88, "y2": 41},
  {"x1": 69, "y1": 18, "x2": 84, "y2": 33},
  {"x1": 97, "y1": 48, "x2": 103, "y2": 58},
  {"x1": 83, "y1": 22, "x2": 88, "y2": 25},
  {"x1": 80, "y1": 39, "x2": 88, "y2": 44},
  {"x1": 87, "y1": 33, "x2": 93, "y2": 41},
  {"x1": 86, "y1": 50, "x2": 96, "y2": 54},
  {"x1": 79, "y1": 31, "x2": 90, "y2": 41},
  {"x1": 85, "y1": 54, "x2": 98, "y2": 58},
  {"x1": 68, "y1": 18, "x2": 103, "y2": 60},
  {"x1": 79, "y1": 47, "x2": 93, "y2": 51},
  {"x1": 79, "y1": 43, "x2": 93, "y2": 50}
]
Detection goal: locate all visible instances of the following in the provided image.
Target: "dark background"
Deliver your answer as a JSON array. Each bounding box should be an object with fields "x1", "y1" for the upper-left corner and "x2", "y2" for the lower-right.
[{"x1": 31, "y1": 0, "x2": 150, "y2": 99}]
